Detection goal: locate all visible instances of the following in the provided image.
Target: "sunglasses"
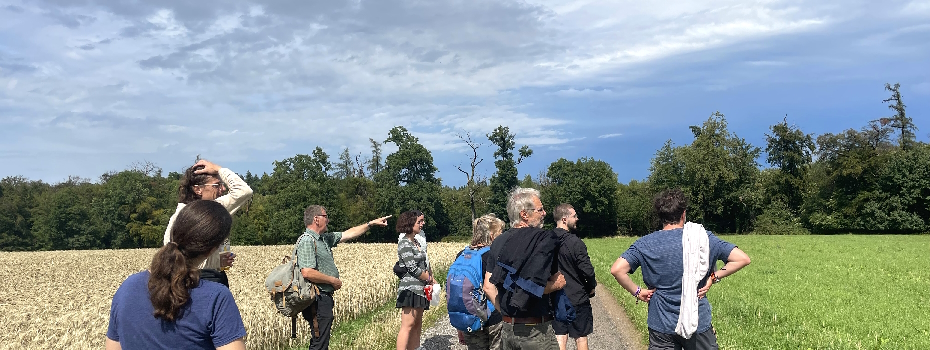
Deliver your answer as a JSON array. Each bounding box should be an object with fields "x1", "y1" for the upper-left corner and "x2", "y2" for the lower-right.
[{"x1": 197, "y1": 183, "x2": 226, "y2": 190}]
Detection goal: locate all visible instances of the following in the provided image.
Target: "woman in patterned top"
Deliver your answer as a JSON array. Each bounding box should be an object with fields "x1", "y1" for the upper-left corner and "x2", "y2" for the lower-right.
[{"x1": 395, "y1": 210, "x2": 436, "y2": 350}]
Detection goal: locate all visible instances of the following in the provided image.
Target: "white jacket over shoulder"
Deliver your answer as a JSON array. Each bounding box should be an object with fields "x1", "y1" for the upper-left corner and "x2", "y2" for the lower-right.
[{"x1": 163, "y1": 168, "x2": 253, "y2": 270}]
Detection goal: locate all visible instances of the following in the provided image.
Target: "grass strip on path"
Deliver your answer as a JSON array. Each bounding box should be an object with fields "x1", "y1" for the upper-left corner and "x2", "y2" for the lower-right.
[{"x1": 586, "y1": 235, "x2": 930, "y2": 349}]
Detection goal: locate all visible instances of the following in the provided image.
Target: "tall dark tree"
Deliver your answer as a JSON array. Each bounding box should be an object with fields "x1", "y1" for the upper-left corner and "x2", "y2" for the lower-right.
[
  {"x1": 333, "y1": 147, "x2": 357, "y2": 179},
  {"x1": 487, "y1": 126, "x2": 533, "y2": 221},
  {"x1": 542, "y1": 157, "x2": 620, "y2": 237},
  {"x1": 367, "y1": 138, "x2": 384, "y2": 178},
  {"x1": 764, "y1": 117, "x2": 815, "y2": 213},
  {"x1": 376, "y1": 126, "x2": 451, "y2": 240},
  {"x1": 455, "y1": 132, "x2": 485, "y2": 222},
  {"x1": 882, "y1": 83, "x2": 917, "y2": 150}
]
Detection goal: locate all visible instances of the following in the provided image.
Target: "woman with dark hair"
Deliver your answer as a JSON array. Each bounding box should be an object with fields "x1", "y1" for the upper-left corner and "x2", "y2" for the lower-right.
[
  {"x1": 395, "y1": 210, "x2": 435, "y2": 350},
  {"x1": 106, "y1": 200, "x2": 246, "y2": 350},
  {"x1": 163, "y1": 159, "x2": 253, "y2": 287}
]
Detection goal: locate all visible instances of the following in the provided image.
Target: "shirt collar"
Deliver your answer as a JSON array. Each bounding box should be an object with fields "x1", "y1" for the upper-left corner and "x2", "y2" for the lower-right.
[{"x1": 305, "y1": 228, "x2": 322, "y2": 240}]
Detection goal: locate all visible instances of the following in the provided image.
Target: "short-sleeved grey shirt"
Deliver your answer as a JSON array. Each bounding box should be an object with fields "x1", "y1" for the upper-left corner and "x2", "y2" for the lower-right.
[
  {"x1": 296, "y1": 228, "x2": 343, "y2": 293},
  {"x1": 620, "y1": 228, "x2": 736, "y2": 334}
]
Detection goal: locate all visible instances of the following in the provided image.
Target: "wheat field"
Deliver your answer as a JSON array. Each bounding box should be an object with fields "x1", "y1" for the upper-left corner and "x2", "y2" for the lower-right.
[{"x1": 0, "y1": 242, "x2": 463, "y2": 350}]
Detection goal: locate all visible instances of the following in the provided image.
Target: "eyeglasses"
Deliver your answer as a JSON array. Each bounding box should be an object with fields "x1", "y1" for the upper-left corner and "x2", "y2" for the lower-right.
[
  {"x1": 316, "y1": 214, "x2": 328, "y2": 220},
  {"x1": 197, "y1": 183, "x2": 226, "y2": 190},
  {"x1": 526, "y1": 207, "x2": 545, "y2": 213}
]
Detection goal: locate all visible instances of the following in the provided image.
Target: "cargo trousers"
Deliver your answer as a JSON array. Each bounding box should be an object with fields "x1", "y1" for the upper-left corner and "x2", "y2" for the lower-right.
[{"x1": 500, "y1": 321, "x2": 558, "y2": 350}]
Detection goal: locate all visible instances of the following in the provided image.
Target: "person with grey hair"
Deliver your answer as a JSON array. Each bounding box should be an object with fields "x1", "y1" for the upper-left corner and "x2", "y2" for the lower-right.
[
  {"x1": 550, "y1": 204, "x2": 596, "y2": 350},
  {"x1": 296, "y1": 205, "x2": 391, "y2": 350},
  {"x1": 483, "y1": 187, "x2": 566, "y2": 350}
]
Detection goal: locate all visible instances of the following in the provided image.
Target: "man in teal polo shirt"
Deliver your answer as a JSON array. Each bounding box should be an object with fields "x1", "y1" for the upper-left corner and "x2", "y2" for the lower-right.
[{"x1": 297, "y1": 204, "x2": 391, "y2": 350}]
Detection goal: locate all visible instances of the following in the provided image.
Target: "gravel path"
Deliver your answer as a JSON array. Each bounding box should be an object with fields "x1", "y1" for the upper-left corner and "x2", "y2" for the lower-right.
[{"x1": 420, "y1": 284, "x2": 644, "y2": 350}]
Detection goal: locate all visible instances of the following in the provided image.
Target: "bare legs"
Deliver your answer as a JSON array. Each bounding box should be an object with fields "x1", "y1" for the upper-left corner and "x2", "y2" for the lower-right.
[
  {"x1": 556, "y1": 335, "x2": 589, "y2": 350},
  {"x1": 396, "y1": 307, "x2": 424, "y2": 350}
]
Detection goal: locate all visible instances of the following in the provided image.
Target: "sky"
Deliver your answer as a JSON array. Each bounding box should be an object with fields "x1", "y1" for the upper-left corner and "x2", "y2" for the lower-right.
[{"x1": 1, "y1": 0, "x2": 928, "y2": 186}]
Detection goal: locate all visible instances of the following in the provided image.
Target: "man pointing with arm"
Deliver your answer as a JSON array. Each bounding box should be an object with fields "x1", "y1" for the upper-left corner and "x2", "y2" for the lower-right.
[{"x1": 297, "y1": 204, "x2": 391, "y2": 350}]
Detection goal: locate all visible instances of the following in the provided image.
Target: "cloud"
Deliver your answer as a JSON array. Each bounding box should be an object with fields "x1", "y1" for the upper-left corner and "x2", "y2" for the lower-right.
[
  {"x1": 598, "y1": 133, "x2": 623, "y2": 139},
  {"x1": 746, "y1": 60, "x2": 789, "y2": 66},
  {"x1": 1, "y1": 0, "x2": 928, "y2": 183}
]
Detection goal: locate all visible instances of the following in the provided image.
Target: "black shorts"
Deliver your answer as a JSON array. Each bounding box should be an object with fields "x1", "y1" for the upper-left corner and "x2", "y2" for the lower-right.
[
  {"x1": 395, "y1": 290, "x2": 430, "y2": 310},
  {"x1": 648, "y1": 327, "x2": 718, "y2": 350},
  {"x1": 552, "y1": 300, "x2": 593, "y2": 338}
]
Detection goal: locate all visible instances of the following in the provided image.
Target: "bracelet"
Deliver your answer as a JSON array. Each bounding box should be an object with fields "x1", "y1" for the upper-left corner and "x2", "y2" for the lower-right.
[{"x1": 633, "y1": 286, "x2": 641, "y2": 297}]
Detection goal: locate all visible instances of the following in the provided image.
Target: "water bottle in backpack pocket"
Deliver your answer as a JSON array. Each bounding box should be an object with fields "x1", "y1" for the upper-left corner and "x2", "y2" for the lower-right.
[{"x1": 445, "y1": 246, "x2": 494, "y2": 333}]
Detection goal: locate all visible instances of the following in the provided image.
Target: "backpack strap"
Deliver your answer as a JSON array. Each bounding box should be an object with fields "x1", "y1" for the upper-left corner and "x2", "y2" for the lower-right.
[{"x1": 293, "y1": 231, "x2": 319, "y2": 267}]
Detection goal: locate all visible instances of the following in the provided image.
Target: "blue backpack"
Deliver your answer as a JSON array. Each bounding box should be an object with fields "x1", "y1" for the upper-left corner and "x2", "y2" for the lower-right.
[{"x1": 445, "y1": 246, "x2": 494, "y2": 332}]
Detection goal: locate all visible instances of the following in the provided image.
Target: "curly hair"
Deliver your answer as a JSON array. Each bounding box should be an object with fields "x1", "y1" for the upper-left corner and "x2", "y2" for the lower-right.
[
  {"x1": 654, "y1": 189, "x2": 688, "y2": 226},
  {"x1": 177, "y1": 164, "x2": 220, "y2": 204},
  {"x1": 395, "y1": 210, "x2": 424, "y2": 234}
]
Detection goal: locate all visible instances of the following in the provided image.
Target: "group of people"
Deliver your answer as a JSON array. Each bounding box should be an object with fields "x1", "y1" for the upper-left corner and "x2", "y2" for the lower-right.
[{"x1": 104, "y1": 160, "x2": 751, "y2": 350}]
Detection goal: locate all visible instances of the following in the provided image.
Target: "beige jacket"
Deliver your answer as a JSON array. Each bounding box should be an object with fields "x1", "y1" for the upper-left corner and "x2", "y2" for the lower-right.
[{"x1": 162, "y1": 168, "x2": 253, "y2": 270}]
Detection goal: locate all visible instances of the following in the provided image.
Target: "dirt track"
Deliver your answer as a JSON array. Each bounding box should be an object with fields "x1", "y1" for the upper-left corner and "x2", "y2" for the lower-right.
[{"x1": 420, "y1": 283, "x2": 645, "y2": 350}]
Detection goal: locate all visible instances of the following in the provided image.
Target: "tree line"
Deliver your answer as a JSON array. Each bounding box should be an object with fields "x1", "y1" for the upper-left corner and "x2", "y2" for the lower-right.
[{"x1": 1, "y1": 84, "x2": 926, "y2": 251}]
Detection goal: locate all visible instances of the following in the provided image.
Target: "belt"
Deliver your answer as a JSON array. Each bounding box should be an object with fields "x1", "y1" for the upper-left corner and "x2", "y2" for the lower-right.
[{"x1": 502, "y1": 315, "x2": 552, "y2": 325}]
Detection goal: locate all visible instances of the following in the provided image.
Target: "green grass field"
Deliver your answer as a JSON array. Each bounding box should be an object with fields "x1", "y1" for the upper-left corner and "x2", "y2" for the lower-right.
[{"x1": 586, "y1": 235, "x2": 930, "y2": 349}]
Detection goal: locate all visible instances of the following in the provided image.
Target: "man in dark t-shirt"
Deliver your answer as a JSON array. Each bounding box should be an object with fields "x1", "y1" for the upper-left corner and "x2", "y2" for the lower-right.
[
  {"x1": 611, "y1": 189, "x2": 751, "y2": 350},
  {"x1": 551, "y1": 204, "x2": 596, "y2": 350},
  {"x1": 483, "y1": 187, "x2": 565, "y2": 350}
]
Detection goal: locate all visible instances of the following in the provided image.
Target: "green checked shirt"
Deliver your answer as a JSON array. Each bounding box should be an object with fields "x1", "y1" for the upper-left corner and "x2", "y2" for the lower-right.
[{"x1": 296, "y1": 228, "x2": 343, "y2": 293}]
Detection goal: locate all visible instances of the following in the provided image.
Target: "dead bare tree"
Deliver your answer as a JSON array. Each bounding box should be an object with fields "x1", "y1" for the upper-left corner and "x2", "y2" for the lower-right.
[{"x1": 456, "y1": 132, "x2": 485, "y2": 222}]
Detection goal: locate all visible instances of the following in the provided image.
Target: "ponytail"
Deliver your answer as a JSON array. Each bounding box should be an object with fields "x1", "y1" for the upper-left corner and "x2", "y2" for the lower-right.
[
  {"x1": 148, "y1": 243, "x2": 199, "y2": 322},
  {"x1": 148, "y1": 200, "x2": 231, "y2": 321}
]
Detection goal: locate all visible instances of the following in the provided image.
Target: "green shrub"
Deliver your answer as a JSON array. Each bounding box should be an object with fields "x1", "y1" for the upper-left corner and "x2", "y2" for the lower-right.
[{"x1": 753, "y1": 203, "x2": 809, "y2": 235}]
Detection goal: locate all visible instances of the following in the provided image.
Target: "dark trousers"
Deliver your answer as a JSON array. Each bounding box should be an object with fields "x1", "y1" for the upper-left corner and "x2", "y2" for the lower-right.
[
  {"x1": 648, "y1": 327, "x2": 718, "y2": 350},
  {"x1": 302, "y1": 292, "x2": 335, "y2": 350},
  {"x1": 199, "y1": 269, "x2": 229, "y2": 288},
  {"x1": 501, "y1": 321, "x2": 558, "y2": 350}
]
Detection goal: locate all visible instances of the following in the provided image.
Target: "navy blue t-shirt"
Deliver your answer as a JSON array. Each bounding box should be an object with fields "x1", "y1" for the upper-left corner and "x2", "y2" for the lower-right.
[
  {"x1": 620, "y1": 228, "x2": 736, "y2": 334},
  {"x1": 106, "y1": 270, "x2": 246, "y2": 349}
]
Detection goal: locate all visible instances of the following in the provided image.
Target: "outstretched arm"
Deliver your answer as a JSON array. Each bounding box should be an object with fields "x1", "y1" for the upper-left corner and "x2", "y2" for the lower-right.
[{"x1": 340, "y1": 215, "x2": 392, "y2": 242}]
